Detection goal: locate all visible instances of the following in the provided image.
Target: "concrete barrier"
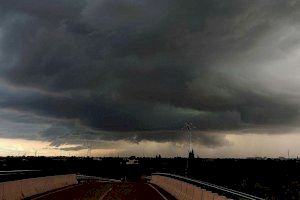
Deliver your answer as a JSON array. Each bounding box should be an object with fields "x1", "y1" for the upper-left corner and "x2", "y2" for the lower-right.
[
  {"x1": 214, "y1": 195, "x2": 228, "y2": 200},
  {"x1": 1, "y1": 174, "x2": 77, "y2": 200},
  {"x1": 175, "y1": 179, "x2": 182, "y2": 199},
  {"x1": 0, "y1": 183, "x2": 3, "y2": 200},
  {"x1": 193, "y1": 186, "x2": 203, "y2": 200},
  {"x1": 3, "y1": 180, "x2": 22, "y2": 200},
  {"x1": 151, "y1": 175, "x2": 229, "y2": 200},
  {"x1": 202, "y1": 190, "x2": 215, "y2": 200},
  {"x1": 186, "y1": 183, "x2": 194, "y2": 200},
  {"x1": 182, "y1": 182, "x2": 188, "y2": 199}
]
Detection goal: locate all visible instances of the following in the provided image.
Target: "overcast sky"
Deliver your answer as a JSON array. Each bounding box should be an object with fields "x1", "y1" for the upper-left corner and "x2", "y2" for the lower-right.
[{"x1": 0, "y1": 0, "x2": 300, "y2": 157}]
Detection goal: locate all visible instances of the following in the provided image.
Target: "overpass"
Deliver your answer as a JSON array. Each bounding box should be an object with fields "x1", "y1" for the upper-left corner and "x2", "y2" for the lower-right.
[{"x1": 0, "y1": 172, "x2": 264, "y2": 200}]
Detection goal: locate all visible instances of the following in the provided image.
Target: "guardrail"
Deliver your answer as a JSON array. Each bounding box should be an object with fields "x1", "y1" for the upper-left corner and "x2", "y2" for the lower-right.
[
  {"x1": 76, "y1": 175, "x2": 121, "y2": 183},
  {"x1": 0, "y1": 169, "x2": 76, "y2": 183},
  {"x1": 151, "y1": 173, "x2": 264, "y2": 200},
  {"x1": 0, "y1": 170, "x2": 43, "y2": 183}
]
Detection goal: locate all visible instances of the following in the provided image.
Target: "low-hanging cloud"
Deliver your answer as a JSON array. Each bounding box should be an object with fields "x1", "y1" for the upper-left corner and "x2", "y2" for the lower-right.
[{"x1": 0, "y1": 0, "x2": 300, "y2": 150}]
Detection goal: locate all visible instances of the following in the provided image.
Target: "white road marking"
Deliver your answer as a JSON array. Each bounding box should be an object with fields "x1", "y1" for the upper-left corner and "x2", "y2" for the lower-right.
[
  {"x1": 99, "y1": 186, "x2": 112, "y2": 200},
  {"x1": 31, "y1": 184, "x2": 81, "y2": 199},
  {"x1": 147, "y1": 183, "x2": 169, "y2": 200}
]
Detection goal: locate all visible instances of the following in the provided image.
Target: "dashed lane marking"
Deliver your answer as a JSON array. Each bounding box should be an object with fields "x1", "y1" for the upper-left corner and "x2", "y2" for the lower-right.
[
  {"x1": 31, "y1": 184, "x2": 81, "y2": 200},
  {"x1": 147, "y1": 183, "x2": 168, "y2": 200},
  {"x1": 99, "y1": 186, "x2": 113, "y2": 200}
]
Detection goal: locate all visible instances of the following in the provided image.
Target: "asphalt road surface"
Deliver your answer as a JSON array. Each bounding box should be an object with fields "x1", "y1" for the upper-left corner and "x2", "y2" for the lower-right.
[{"x1": 33, "y1": 181, "x2": 176, "y2": 200}]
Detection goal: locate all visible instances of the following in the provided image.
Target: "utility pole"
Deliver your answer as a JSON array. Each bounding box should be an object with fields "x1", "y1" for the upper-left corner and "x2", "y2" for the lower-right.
[
  {"x1": 184, "y1": 122, "x2": 195, "y2": 176},
  {"x1": 184, "y1": 122, "x2": 193, "y2": 153}
]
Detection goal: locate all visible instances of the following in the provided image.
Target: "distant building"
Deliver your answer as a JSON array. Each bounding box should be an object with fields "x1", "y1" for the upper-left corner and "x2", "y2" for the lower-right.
[
  {"x1": 186, "y1": 149, "x2": 195, "y2": 176},
  {"x1": 188, "y1": 149, "x2": 194, "y2": 159},
  {"x1": 93, "y1": 157, "x2": 102, "y2": 161},
  {"x1": 125, "y1": 156, "x2": 139, "y2": 165},
  {"x1": 278, "y1": 157, "x2": 288, "y2": 160}
]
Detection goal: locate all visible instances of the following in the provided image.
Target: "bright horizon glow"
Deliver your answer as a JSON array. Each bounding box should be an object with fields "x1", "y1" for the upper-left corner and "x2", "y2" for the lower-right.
[{"x1": 1, "y1": 133, "x2": 299, "y2": 158}]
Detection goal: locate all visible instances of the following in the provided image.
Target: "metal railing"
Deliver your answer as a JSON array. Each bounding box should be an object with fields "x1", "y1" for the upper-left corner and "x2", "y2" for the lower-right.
[
  {"x1": 0, "y1": 169, "x2": 43, "y2": 182},
  {"x1": 76, "y1": 174, "x2": 121, "y2": 183},
  {"x1": 152, "y1": 173, "x2": 265, "y2": 200}
]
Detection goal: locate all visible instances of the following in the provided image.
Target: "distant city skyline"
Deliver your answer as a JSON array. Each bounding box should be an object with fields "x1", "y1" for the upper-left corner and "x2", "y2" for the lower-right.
[{"x1": 0, "y1": 132, "x2": 299, "y2": 158}]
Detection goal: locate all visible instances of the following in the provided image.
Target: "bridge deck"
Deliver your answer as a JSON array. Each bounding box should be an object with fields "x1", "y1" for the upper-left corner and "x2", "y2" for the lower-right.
[{"x1": 32, "y1": 181, "x2": 176, "y2": 200}]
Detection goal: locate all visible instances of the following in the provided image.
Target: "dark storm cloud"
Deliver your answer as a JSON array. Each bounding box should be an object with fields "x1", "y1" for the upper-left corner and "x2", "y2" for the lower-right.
[
  {"x1": 0, "y1": 84, "x2": 242, "y2": 132},
  {"x1": 57, "y1": 145, "x2": 87, "y2": 151},
  {"x1": 39, "y1": 123, "x2": 229, "y2": 149},
  {"x1": 1, "y1": 0, "x2": 300, "y2": 147}
]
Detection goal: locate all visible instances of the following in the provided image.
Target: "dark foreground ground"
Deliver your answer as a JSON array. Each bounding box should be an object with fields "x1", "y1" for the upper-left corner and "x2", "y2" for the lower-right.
[
  {"x1": 1, "y1": 156, "x2": 299, "y2": 199},
  {"x1": 32, "y1": 181, "x2": 175, "y2": 200}
]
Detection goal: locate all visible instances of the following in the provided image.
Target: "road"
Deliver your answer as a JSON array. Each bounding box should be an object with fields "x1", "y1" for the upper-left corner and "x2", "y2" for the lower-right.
[{"x1": 33, "y1": 181, "x2": 176, "y2": 200}]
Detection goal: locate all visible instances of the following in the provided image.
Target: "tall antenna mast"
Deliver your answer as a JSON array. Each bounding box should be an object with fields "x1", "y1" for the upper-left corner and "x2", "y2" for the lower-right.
[
  {"x1": 84, "y1": 140, "x2": 92, "y2": 157},
  {"x1": 88, "y1": 145, "x2": 92, "y2": 157},
  {"x1": 184, "y1": 122, "x2": 193, "y2": 152}
]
